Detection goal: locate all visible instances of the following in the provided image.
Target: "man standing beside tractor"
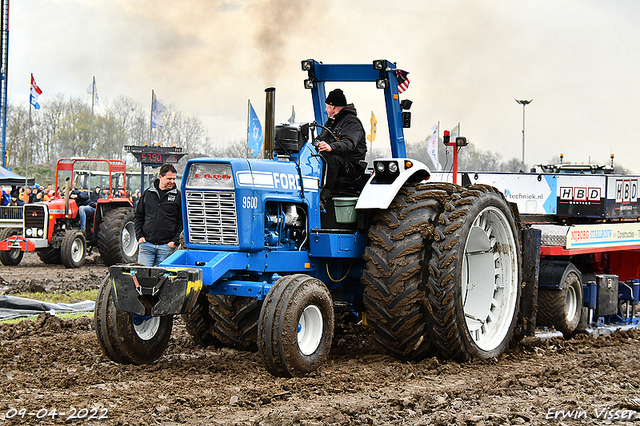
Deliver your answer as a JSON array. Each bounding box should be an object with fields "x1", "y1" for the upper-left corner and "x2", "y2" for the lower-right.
[{"x1": 134, "y1": 163, "x2": 182, "y2": 266}]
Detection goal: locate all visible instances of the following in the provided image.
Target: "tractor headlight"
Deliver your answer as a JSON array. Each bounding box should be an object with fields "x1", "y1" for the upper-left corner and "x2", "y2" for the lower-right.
[
  {"x1": 372, "y1": 160, "x2": 401, "y2": 185},
  {"x1": 37, "y1": 228, "x2": 44, "y2": 237},
  {"x1": 26, "y1": 228, "x2": 32, "y2": 236}
]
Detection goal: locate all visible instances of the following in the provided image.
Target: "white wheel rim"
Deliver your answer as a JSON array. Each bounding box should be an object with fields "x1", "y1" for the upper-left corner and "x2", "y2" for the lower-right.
[
  {"x1": 297, "y1": 305, "x2": 323, "y2": 356},
  {"x1": 134, "y1": 316, "x2": 160, "y2": 341},
  {"x1": 461, "y1": 206, "x2": 518, "y2": 352},
  {"x1": 565, "y1": 282, "x2": 578, "y2": 322},
  {"x1": 122, "y1": 222, "x2": 138, "y2": 257},
  {"x1": 71, "y1": 237, "x2": 84, "y2": 263},
  {"x1": 9, "y1": 248, "x2": 20, "y2": 260}
]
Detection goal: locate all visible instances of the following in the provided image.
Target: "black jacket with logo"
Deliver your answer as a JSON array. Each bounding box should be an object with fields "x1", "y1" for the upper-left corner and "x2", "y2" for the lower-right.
[
  {"x1": 317, "y1": 104, "x2": 367, "y2": 164},
  {"x1": 134, "y1": 179, "x2": 182, "y2": 246}
]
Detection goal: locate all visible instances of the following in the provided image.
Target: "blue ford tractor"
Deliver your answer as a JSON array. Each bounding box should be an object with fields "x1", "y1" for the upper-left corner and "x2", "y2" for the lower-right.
[{"x1": 95, "y1": 60, "x2": 522, "y2": 376}]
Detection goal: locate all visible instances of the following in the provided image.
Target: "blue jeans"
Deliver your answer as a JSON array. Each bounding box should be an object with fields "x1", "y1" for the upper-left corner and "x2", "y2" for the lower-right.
[
  {"x1": 78, "y1": 205, "x2": 95, "y2": 230},
  {"x1": 137, "y1": 241, "x2": 177, "y2": 266}
]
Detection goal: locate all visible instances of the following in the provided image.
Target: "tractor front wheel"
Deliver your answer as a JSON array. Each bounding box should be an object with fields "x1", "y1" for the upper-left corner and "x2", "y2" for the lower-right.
[
  {"x1": 258, "y1": 274, "x2": 334, "y2": 377},
  {"x1": 60, "y1": 229, "x2": 86, "y2": 268},
  {"x1": 0, "y1": 227, "x2": 23, "y2": 266},
  {"x1": 94, "y1": 272, "x2": 173, "y2": 364}
]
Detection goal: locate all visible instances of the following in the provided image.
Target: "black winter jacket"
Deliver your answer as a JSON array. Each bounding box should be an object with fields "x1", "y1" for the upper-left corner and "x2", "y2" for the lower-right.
[
  {"x1": 134, "y1": 179, "x2": 183, "y2": 246},
  {"x1": 72, "y1": 189, "x2": 97, "y2": 208},
  {"x1": 317, "y1": 104, "x2": 367, "y2": 164}
]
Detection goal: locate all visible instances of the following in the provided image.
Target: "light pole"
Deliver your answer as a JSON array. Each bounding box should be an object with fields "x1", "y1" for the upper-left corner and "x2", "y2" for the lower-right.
[{"x1": 515, "y1": 99, "x2": 532, "y2": 169}]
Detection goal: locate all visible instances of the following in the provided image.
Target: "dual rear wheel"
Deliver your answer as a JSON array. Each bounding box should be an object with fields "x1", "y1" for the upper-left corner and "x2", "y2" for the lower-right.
[{"x1": 363, "y1": 183, "x2": 522, "y2": 362}]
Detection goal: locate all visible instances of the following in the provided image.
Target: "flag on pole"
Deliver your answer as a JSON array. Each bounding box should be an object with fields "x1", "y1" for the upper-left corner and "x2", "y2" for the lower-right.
[
  {"x1": 248, "y1": 101, "x2": 263, "y2": 157},
  {"x1": 30, "y1": 74, "x2": 42, "y2": 110},
  {"x1": 428, "y1": 123, "x2": 441, "y2": 171},
  {"x1": 396, "y1": 69, "x2": 410, "y2": 94},
  {"x1": 288, "y1": 105, "x2": 296, "y2": 124},
  {"x1": 151, "y1": 92, "x2": 167, "y2": 128},
  {"x1": 366, "y1": 111, "x2": 377, "y2": 143},
  {"x1": 86, "y1": 80, "x2": 100, "y2": 107},
  {"x1": 450, "y1": 123, "x2": 459, "y2": 141}
]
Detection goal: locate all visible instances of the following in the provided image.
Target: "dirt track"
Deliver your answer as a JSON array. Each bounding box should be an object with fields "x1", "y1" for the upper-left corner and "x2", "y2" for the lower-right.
[{"x1": 1, "y1": 253, "x2": 640, "y2": 425}]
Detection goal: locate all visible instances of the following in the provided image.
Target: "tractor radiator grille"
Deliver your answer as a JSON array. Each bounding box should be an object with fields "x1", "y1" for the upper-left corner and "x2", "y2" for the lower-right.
[
  {"x1": 24, "y1": 204, "x2": 46, "y2": 230},
  {"x1": 186, "y1": 190, "x2": 239, "y2": 246}
]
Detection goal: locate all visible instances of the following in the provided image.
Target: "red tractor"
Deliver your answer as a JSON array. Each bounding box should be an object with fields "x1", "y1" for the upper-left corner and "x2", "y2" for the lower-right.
[{"x1": 0, "y1": 158, "x2": 138, "y2": 268}]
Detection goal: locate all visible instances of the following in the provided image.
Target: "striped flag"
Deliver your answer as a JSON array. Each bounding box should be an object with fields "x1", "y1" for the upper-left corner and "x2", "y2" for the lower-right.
[
  {"x1": 396, "y1": 69, "x2": 410, "y2": 94},
  {"x1": 30, "y1": 74, "x2": 42, "y2": 109}
]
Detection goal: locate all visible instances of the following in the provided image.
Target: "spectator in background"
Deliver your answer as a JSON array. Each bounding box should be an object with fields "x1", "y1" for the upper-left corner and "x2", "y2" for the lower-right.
[
  {"x1": 131, "y1": 189, "x2": 141, "y2": 209},
  {"x1": 1, "y1": 187, "x2": 10, "y2": 206},
  {"x1": 9, "y1": 186, "x2": 22, "y2": 206},
  {"x1": 29, "y1": 186, "x2": 39, "y2": 203},
  {"x1": 15, "y1": 187, "x2": 25, "y2": 206},
  {"x1": 44, "y1": 189, "x2": 55, "y2": 202}
]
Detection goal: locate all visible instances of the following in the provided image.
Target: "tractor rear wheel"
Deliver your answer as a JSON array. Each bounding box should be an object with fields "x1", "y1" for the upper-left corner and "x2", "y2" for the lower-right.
[
  {"x1": 258, "y1": 274, "x2": 334, "y2": 377},
  {"x1": 181, "y1": 294, "x2": 220, "y2": 347},
  {"x1": 207, "y1": 294, "x2": 261, "y2": 351},
  {"x1": 94, "y1": 272, "x2": 173, "y2": 364},
  {"x1": 0, "y1": 227, "x2": 23, "y2": 266},
  {"x1": 538, "y1": 263, "x2": 583, "y2": 338},
  {"x1": 37, "y1": 247, "x2": 62, "y2": 264},
  {"x1": 97, "y1": 207, "x2": 138, "y2": 266},
  {"x1": 425, "y1": 185, "x2": 521, "y2": 361},
  {"x1": 60, "y1": 229, "x2": 86, "y2": 268},
  {"x1": 362, "y1": 182, "x2": 444, "y2": 361}
]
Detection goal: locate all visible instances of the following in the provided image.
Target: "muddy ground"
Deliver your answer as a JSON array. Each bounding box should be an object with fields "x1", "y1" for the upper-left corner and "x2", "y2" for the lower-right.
[{"x1": 1, "y1": 253, "x2": 640, "y2": 425}]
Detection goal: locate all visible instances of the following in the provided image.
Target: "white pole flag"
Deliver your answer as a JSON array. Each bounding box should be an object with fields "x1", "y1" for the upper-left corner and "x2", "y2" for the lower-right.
[
  {"x1": 86, "y1": 80, "x2": 100, "y2": 107},
  {"x1": 428, "y1": 122, "x2": 441, "y2": 171},
  {"x1": 151, "y1": 92, "x2": 167, "y2": 128},
  {"x1": 450, "y1": 123, "x2": 459, "y2": 141}
]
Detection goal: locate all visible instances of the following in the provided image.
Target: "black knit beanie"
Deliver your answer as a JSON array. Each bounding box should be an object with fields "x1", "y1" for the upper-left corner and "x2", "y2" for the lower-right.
[{"x1": 325, "y1": 88, "x2": 347, "y2": 107}]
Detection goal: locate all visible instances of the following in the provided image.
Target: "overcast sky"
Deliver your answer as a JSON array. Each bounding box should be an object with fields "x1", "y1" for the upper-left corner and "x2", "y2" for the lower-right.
[{"x1": 9, "y1": 0, "x2": 640, "y2": 172}]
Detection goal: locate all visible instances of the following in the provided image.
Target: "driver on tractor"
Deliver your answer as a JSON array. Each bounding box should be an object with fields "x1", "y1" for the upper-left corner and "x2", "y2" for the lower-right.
[
  {"x1": 315, "y1": 88, "x2": 367, "y2": 209},
  {"x1": 71, "y1": 187, "x2": 99, "y2": 232}
]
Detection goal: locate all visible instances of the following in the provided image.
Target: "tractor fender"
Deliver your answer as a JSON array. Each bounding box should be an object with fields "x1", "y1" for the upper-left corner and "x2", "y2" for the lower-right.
[{"x1": 355, "y1": 158, "x2": 430, "y2": 210}]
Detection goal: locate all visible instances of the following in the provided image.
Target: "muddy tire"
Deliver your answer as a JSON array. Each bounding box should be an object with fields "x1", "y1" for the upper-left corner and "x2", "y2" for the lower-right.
[
  {"x1": 60, "y1": 229, "x2": 86, "y2": 268},
  {"x1": 538, "y1": 263, "x2": 582, "y2": 337},
  {"x1": 37, "y1": 247, "x2": 62, "y2": 264},
  {"x1": 258, "y1": 274, "x2": 334, "y2": 377},
  {"x1": 0, "y1": 227, "x2": 23, "y2": 266},
  {"x1": 94, "y1": 274, "x2": 128, "y2": 363},
  {"x1": 97, "y1": 207, "x2": 138, "y2": 266},
  {"x1": 94, "y1": 272, "x2": 173, "y2": 364},
  {"x1": 181, "y1": 294, "x2": 220, "y2": 347},
  {"x1": 425, "y1": 185, "x2": 521, "y2": 361},
  {"x1": 362, "y1": 183, "x2": 443, "y2": 361},
  {"x1": 208, "y1": 294, "x2": 261, "y2": 351}
]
